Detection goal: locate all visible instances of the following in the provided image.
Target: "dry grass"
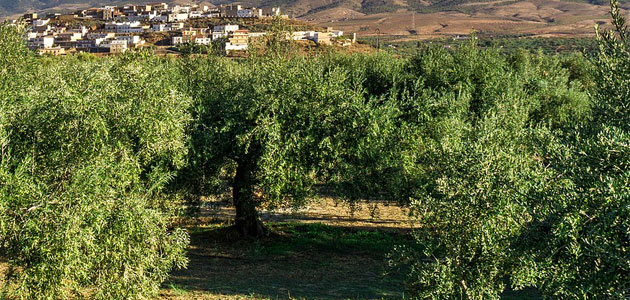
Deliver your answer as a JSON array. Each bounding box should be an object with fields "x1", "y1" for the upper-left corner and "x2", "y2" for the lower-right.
[
  {"x1": 0, "y1": 259, "x2": 6, "y2": 289},
  {"x1": 192, "y1": 197, "x2": 414, "y2": 230}
]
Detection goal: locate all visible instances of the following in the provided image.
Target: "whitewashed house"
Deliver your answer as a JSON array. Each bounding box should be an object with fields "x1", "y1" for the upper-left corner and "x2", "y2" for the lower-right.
[
  {"x1": 28, "y1": 36, "x2": 55, "y2": 49},
  {"x1": 195, "y1": 37, "x2": 212, "y2": 45},
  {"x1": 33, "y1": 19, "x2": 50, "y2": 27},
  {"x1": 168, "y1": 13, "x2": 189, "y2": 22},
  {"x1": 172, "y1": 36, "x2": 184, "y2": 45},
  {"x1": 213, "y1": 24, "x2": 239, "y2": 33},
  {"x1": 212, "y1": 31, "x2": 225, "y2": 40},
  {"x1": 189, "y1": 11, "x2": 203, "y2": 18},
  {"x1": 116, "y1": 35, "x2": 144, "y2": 46}
]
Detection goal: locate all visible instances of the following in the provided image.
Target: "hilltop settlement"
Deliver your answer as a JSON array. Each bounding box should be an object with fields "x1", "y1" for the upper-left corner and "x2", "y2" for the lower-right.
[{"x1": 17, "y1": 3, "x2": 353, "y2": 56}]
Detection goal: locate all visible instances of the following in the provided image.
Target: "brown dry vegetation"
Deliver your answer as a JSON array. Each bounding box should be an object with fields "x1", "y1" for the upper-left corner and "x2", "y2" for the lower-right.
[
  {"x1": 192, "y1": 197, "x2": 414, "y2": 230},
  {"x1": 0, "y1": 259, "x2": 6, "y2": 289}
]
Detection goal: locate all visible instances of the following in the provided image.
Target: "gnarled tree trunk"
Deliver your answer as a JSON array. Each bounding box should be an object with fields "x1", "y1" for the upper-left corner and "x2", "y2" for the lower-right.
[{"x1": 232, "y1": 158, "x2": 267, "y2": 237}]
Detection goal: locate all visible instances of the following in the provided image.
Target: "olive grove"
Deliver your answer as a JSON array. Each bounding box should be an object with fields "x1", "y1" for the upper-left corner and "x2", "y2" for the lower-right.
[{"x1": 0, "y1": 1, "x2": 628, "y2": 298}]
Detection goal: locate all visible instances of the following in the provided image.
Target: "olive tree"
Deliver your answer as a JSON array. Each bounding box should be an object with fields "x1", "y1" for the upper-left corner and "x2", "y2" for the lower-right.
[
  {"x1": 0, "y1": 26, "x2": 190, "y2": 299},
  {"x1": 177, "y1": 55, "x2": 404, "y2": 236},
  {"x1": 510, "y1": 1, "x2": 630, "y2": 297},
  {"x1": 393, "y1": 3, "x2": 629, "y2": 297},
  {"x1": 389, "y1": 42, "x2": 592, "y2": 298}
]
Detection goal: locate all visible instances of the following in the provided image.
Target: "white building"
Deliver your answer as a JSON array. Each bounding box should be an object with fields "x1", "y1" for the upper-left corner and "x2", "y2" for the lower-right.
[
  {"x1": 225, "y1": 42, "x2": 247, "y2": 51},
  {"x1": 105, "y1": 22, "x2": 144, "y2": 33},
  {"x1": 116, "y1": 35, "x2": 144, "y2": 46},
  {"x1": 28, "y1": 36, "x2": 55, "y2": 49},
  {"x1": 195, "y1": 37, "x2": 212, "y2": 45},
  {"x1": 172, "y1": 36, "x2": 184, "y2": 45},
  {"x1": 189, "y1": 11, "x2": 203, "y2": 18},
  {"x1": 33, "y1": 19, "x2": 50, "y2": 27},
  {"x1": 213, "y1": 24, "x2": 239, "y2": 33},
  {"x1": 168, "y1": 13, "x2": 189, "y2": 22}
]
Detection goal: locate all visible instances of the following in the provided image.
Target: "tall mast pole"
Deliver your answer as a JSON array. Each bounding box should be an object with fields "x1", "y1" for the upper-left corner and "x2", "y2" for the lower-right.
[{"x1": 412, "y1": 11, "x2": 415, "y2": 29}]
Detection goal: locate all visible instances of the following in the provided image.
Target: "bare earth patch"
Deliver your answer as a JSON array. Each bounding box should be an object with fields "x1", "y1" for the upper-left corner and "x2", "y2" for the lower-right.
[{"x1": 0, "y1": 260, "x2": 6, "y2": 288}]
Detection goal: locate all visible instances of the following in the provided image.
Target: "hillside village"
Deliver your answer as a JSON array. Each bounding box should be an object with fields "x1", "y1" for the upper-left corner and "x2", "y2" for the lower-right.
[{"x1": 17, "y1": 2, "x2": 353, "y2": 56}]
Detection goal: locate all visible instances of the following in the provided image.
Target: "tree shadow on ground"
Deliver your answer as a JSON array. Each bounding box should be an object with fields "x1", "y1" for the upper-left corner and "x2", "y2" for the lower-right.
[
  {"x1": 165, "y1": 199, "x2": 542, "y2": 300},
  {"x1": 166, "y1": 223, "x2": 408, "y2": 299}
]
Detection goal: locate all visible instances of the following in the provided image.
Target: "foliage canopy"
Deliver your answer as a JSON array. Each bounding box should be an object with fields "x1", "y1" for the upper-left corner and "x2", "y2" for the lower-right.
[
  {"x1": 1, "y1": 2, "x2": 629, "y2": 297},
  {"x1": 0, "y1": 25, "x2": 189, "y2": 299}
]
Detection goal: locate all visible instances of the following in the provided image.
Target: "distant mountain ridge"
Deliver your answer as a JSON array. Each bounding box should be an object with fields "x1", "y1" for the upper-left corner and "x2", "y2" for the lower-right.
[
  {"x1": 0, "y1": 0, "x2": 627, "y2": 19},
  {"x1": 0, "y1": 0, "x2": 209, "y2": 18},
  {"x1": 1, "y1": 1, "x2": 114, "y2": 17}
]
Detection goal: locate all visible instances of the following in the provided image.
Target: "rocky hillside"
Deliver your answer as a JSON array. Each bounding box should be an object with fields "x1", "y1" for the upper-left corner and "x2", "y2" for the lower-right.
[
  {"x1": 1, "y1": 0, "x2": 627, "y2": 20},
  {"x1": 0, "y1": 0, "x2": 209, "y2": 18}
]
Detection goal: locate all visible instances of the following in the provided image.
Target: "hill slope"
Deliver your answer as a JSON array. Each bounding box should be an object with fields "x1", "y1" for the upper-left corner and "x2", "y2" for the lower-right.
[
  {"x1": 311, "y1": 0, "x2": 630, "y2": 40},
  {"x1": 1, "y1": 0, "x2": 628, "y2": 39},
  {"x1": 3, "y1": 0, "x2": 626, "y2": 18},
  {"x1": 0, "y1": 0, "x2": 210, "y2": 18}
]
